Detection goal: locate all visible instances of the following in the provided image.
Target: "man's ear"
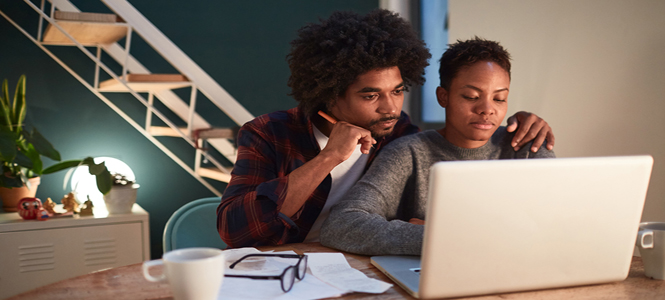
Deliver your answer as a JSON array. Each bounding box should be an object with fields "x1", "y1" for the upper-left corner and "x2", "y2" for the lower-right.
[{"x1": 436, "y1": 86, "x2": 449, "y2": 108}]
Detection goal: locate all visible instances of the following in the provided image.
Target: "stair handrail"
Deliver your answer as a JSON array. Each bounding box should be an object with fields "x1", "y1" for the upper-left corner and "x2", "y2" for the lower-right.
[
  {"x1": 101, "y1": 0, "x2": 254, "y2": 126},
  {"x1": 49, "y1": 0, "x2": 249, "y2": 164},
  {"x1": 4, "y1": 0, "x2": 230, "y2": 195}
]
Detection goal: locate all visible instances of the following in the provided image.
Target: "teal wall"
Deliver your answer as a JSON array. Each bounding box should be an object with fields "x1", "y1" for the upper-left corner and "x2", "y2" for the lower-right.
[{"x1": 0, "y1": 0, "x2": 377, "y2": 258}]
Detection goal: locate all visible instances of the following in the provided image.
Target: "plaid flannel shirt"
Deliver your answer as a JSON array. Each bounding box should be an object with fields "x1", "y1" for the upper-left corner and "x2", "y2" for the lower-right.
[{"x1": 217, "y1": 107, "x2": 419, "y2": 248}]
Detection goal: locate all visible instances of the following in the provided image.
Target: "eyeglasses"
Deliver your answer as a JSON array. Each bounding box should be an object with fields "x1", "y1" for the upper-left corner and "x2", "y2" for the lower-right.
[{"x1": 224, "y1": 254, "x2": 308, "y2": 292}]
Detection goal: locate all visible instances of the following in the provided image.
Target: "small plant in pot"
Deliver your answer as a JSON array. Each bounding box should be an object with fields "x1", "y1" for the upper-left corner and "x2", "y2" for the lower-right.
[
  {"x1": 103, "y1": 172, "x2": 139, "y2": 214},
  {"x1": 0, "y1": 75, "x2": 112, "y2": 212}
]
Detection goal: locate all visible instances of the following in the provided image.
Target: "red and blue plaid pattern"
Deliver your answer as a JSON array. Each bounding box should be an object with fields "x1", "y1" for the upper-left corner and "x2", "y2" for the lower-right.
[{"x1": 217, "y1": 107, "x2": 419, "y2": 248}]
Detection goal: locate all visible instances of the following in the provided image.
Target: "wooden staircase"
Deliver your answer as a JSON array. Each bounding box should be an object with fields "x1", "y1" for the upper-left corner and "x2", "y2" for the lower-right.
[{"x1": 1, "y1": 0, "x2": 255, "y2": 196}]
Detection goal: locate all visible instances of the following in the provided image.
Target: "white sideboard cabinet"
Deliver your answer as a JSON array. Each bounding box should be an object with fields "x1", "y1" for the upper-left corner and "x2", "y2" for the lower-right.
[{"x1": 0, "y1": 204, "x2": 150, "y2": 299}]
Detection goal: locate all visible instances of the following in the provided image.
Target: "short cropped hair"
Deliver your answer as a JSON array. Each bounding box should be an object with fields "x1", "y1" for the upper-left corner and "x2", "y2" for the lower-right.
[
  {"x1": 439, "y1": 37, "x2": 511, "y2": 90},
  {"x1": 288, "y1": 9, "x2": 431, "y2": 116}
]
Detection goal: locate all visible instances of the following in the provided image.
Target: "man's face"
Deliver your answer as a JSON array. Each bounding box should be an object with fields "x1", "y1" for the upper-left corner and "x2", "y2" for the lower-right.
[
  {"x1": 329, "y1": 66, "x2": 405, "y2": 139},
  {"x1": 437, "y1": 61, "x2": 509, "y2": 148}
]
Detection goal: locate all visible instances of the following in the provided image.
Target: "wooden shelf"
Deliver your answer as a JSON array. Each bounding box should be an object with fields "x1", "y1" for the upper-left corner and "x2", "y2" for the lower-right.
[
  {"x1": 148, "y1": 126, "x2": 237, "y2": 139},
  {"x1": 148, "y1": 126, "x2": 188, "y2": 137},
  {"x1": 98, "y1": 74, "x2": 191, "y2": 92},
  {"x1": 42, "y1": 11, "x2": 128, "y2": 46},
  {"x1": 197, "y1": 167, "x2": 232, "y2": 183}
]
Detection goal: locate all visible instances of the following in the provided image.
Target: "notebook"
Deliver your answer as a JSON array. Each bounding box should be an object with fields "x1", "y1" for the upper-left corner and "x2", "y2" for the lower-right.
[{"x1": 371, "y1": 155, "x2": 653, "y2": 299}]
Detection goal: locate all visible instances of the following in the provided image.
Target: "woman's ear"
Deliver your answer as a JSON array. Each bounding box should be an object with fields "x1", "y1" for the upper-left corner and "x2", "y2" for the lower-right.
[{"x1": 436, "y1": 86, "x2": 449, "y2": 108}]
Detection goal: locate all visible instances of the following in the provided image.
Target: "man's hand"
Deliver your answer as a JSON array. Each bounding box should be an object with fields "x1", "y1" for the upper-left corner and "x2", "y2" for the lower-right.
[
  {"x1": 506, "y1": 111, "x2": 555, "y2": 152},
  {"x1": 320, "y1": 121, "x2": 376, "y2": 163},
  {"x1": 280, "y1": 121, "x2": 375, "y2": 217}
]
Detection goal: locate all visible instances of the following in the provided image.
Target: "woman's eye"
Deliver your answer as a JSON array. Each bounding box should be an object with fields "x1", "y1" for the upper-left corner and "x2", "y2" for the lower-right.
[{"x1": 494, "y1": 99, "x2": 507, "y2": 102}]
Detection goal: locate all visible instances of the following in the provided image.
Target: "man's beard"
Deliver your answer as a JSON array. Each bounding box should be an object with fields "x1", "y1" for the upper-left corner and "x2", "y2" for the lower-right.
[{"x1": 368, "y1": 115, "x2": 400, "y2": 139}]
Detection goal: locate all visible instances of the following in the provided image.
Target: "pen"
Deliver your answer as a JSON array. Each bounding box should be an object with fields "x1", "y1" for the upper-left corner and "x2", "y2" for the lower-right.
[
  {"x1": 318, "y1": 110, "x2": 375, "y2": 150},
  {"x1": 318, "y1": 111, "x2": 338, "y2": 124}
]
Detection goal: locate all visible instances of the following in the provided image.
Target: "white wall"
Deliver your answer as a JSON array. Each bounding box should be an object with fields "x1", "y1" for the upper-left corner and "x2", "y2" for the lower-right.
[{"x1": 449, "y1": 0, "x2": 665, "y2": 221}]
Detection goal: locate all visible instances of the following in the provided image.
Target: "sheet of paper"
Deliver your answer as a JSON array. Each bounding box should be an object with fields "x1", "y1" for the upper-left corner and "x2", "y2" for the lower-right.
[
  {"x1": 219, "y1": 275, "x2": 343, "y2": 300},
  {"x1": 218, "y1": 249, "x2": 345, "y2": 300},
  {"x1": 223, "y1": 247, "x2": 280, "y2": 275},
  {"x1": 306, "y1": 252, "x2": 392, "y2": 294}
]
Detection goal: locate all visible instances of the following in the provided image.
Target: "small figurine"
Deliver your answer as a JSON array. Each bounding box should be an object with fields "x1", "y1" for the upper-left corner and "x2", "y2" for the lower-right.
[
  {"x1": 79, "y1": 197, "x2": 94, "y2": 217},
  {"x1": 43, "y1": 198, "x2": 57, "y2": 215},
  {"x1": 61, "y1": 192, "x2": 79, "y2": 213},
  {"x1": 36, "y1": 209, "x2": 50, "y2": 221},
  {"x1": 17, "y1": 197, "x2": 50, "y2": 220}
]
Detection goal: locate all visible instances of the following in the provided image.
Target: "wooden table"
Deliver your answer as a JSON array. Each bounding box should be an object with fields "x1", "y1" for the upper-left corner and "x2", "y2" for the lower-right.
[{"x1": 8, "y1": 242, "x2": 665, "y2": 300}]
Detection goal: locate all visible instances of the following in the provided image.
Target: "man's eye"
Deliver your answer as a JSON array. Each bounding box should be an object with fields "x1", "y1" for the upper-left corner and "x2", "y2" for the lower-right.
[
  {"x1": 363, "y1": 94, "x2": 378, "y2": 100},
  {"x1": 462, "y1": 95, "x2": 478, "y2": 100},
  {"x1": 393, "y1": 88, "x2": 405, "y2": 95},
  {"x1": 494, "y1": 99, "x2": 507, "y2": 102}
]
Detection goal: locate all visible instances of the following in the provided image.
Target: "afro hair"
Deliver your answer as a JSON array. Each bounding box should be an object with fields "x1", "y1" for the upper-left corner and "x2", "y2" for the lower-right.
[{"x1": 287, "y1": 9, "x2": 431, "y2": 116}]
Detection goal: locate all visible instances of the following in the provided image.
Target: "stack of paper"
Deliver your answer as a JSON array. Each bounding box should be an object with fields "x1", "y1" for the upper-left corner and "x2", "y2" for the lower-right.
[{"x1": 218, "y1": 248, "x2": 392, "y2": 300}]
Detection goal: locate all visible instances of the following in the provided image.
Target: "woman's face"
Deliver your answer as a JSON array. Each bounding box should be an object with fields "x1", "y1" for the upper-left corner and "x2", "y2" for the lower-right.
[{"x1": 437, "y1": 61, "x2": 510, "y2": 148}]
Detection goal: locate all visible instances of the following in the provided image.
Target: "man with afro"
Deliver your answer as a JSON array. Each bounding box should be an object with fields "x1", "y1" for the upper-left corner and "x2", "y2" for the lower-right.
[{"x1": 217, "y1": 9, "x2": 554, "y2": 247}]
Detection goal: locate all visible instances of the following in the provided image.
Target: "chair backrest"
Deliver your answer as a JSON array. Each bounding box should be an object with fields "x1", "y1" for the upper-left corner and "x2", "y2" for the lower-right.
[{"x1": 163, "y1": 197, "x2": 226, "y2": 253}]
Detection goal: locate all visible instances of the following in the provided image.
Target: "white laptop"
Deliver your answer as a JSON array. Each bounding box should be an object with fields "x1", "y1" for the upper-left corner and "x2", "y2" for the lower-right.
[{"x1": 371, "y1": 155, "x2": 653, "y2": 299}]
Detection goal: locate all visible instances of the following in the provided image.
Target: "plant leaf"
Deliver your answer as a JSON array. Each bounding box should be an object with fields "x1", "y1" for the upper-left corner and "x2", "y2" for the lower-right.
[
  {"x1": 2, "y1": 79, "x2": 12, "y2": 130},
  {"x1": 0, "y1": 97, "x2": 11, "y2": 130},
  {"x1": 87, "y1": 159, "x2": 107, "y2": 175},
  {"x1": 24, "y1": 143, "x2": 42, "y2": 175},
  {"x1": 42, "y1": 157, "x2": 112, "y2": 195},
  {"x1": 0, "y1": 173, "x2": 23, "y2": 188},
  {"x1": 82, "y1": 158, "x2": 112, "y2": 194},
  {"x1": 0, "y1": 79, "x2": 12, "y2": 131},
  {"x1": 42, "y1": 159, "x2": 83, "y2": 174},
  {"x1": 13, "y1": 150, "x2": 34, "y2": 169},
  {"x1": 0, "y1": 126, "x2": 17, "y2": 162},
  {"x1": 12, "y1": 75, "x2": 26, "y2": 133},
  {"x1": 19, "y1": 171, "x2": 31, "y2": 190},
  {"x1": 94, "y1": 168, "x2": 112, "y2": 195},
  {"x1": 25, "y1": 127, "x2": 60, "y2": 161}
]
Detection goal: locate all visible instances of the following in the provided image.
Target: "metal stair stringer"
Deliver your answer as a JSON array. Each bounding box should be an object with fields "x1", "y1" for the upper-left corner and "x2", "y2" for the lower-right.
[
  {"x1": 49, "y1": 0, "x2": 249, "y2": 166},
  {"x1": 1, "y1": 0, "x2": 258, "y2": 195},
  {"x1": 1, "y1": 3, "x2": 226, "y2": 196}
]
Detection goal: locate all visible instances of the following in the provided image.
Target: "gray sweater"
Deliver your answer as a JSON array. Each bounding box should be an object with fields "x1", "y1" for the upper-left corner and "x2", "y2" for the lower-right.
[{"x1": 319, "y1": 127, "x2": 556, "y2": 255}]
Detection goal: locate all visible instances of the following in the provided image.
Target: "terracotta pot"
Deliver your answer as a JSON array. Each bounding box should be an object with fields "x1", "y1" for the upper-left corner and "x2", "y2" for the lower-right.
[{"x1": 0, "y1": 177, "x2": 41, "y2": 212}]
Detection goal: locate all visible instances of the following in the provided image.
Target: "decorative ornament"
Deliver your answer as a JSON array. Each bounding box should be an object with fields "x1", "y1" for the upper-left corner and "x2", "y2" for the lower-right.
[
  {"x1": 79, "y1": 197, "x2": 94, "y2": 217},
  {"x1": 43, "y1": 198, "x2": 57, "y2": 215},
  {"x1": 61, "y1": 192, "x2": 79, "y2": 213},
  {"x1": 17, "y1": 197, "x2": 50, "y2": 221}
]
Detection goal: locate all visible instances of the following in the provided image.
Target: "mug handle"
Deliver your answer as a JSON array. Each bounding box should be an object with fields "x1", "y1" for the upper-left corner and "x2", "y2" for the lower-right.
[
  {"x1": 142, "y1": 259, "x2": 167, "y2": 282},
  {"x1": 637, "y1": 230, "x2": 654, "y2": 249}
]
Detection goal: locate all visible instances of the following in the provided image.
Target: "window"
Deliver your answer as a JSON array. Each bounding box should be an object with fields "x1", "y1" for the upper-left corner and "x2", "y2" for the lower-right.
[{"x1": 420, "y1": 0, "x2": 448, "y2": 125}]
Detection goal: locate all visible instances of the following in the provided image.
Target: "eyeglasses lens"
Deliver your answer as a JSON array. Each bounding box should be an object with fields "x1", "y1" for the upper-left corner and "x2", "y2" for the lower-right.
[
  {"x1": 297, "y1": 257, "x2": 307, "y2": 280},
  {"x1": 282, "y1": 266, "x2": 296, "y2": 292}
]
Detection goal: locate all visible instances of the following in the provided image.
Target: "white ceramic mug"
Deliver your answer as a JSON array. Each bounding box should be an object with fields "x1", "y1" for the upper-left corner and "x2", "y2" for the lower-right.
[
  {"x1": 636, "y1": 222, "x2": 665, "y2": 280},
  {"x1": 143, "y1": 247, "x2": 225, "y2": 300}
]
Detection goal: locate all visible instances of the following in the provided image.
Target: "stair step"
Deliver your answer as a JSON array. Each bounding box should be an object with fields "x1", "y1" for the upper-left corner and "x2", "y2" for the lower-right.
[
  {"x1": 148, "y1": 126, "x2": 237, "y2": 139},
  {"x1": 42, "y1": 11, "x2": 127, "y2": 45},
  {"x1": 198, "y1": 167, "x2": 232, "y2": 183},
  {"x1": 148, "y1": 126, "x2": 188, "y2": 137},
  {"x1": 196, "y1": 128, "x2": 238, "y2": 140},
  {"x1": 54, "y1": 11, "x2": 122, "y2": 23},
  {"x1": 98, "y1": 74, "x2": 191, "y2": 92}
]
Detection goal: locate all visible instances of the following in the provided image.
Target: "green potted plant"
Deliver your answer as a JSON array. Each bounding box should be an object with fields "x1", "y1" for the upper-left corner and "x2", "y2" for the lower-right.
[
  {"x1": 102, "y1": 172, "x2": 139, "y2": 214},
  {"x1": 0, "y1": 75, "x2": 111, "y2": 212}
]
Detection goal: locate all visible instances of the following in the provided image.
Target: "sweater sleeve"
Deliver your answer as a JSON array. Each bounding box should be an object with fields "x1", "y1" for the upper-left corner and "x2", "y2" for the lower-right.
[
  {"x1": 217, "y1": 122, "x2": 297, "y2": 248},
  {"x1": 320, "y1": 141, "x2": 424, "y2": 255}
]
